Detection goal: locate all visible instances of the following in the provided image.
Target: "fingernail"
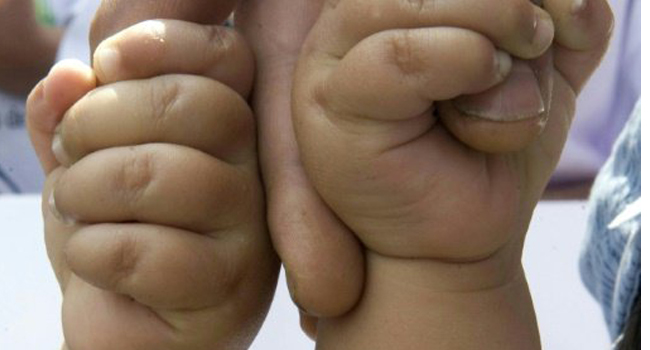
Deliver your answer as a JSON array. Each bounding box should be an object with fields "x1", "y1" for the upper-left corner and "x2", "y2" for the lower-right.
[
  {"x1": 571, "y1": 0, "x2": 587, "y2": 15},
  {"x1": 41, "y1": 69, "x2": 54, "y2": 104},
  {"x1": 51, "y1": 125, "x2": 73, "y2": 166},
  {"x1": 454, "y1": 60, "x2": 545, "y2": 121},
  {"x1": 29, "y1": 80, "x2": 48, "y2": 110},
  {"x1": 494, "y1": 50, "x2": 512, "y2": 82},
  {"x1": 48, "y1": 191, "x2": 76, "y2": 226},
  {"x1": 533, "y1": 11, "x2": 554, "y2": 50},
  {"x1": 33, "y1": 80, "x2": 46, "y2": 101},
  {"x1": 94, "y1": 45, "x2": 121, "y2": 80}
]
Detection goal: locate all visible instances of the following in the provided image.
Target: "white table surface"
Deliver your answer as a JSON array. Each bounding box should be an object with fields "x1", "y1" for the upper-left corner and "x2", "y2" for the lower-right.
[{"x1": 0, "y1": 196, "x2": 610, "y2": 349}]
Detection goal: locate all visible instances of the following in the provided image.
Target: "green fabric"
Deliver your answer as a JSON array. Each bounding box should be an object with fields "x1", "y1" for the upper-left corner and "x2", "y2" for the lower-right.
[{"x1": 33, "y1": 0, "x2": 56, "y2": 26}]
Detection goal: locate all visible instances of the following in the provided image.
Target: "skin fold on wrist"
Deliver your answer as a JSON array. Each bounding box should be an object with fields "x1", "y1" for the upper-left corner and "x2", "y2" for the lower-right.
[{"x1": 316, "y1": 251, "x2": 540, "y2": 350}]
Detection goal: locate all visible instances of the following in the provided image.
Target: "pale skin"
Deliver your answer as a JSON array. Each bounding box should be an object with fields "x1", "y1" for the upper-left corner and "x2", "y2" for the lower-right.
[
  {"x1": 27, "y1": 18, "x2": 278, "y2": 350},
  {"x1": 28, "y1": 0, "x2": 613, "y2": 349}
]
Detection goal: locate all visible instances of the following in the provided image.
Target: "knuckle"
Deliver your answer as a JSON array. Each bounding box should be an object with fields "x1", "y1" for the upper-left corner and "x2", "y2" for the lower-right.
[
  {"x1": 390, "y1": 30, "x2": 426, "y2": 77},
  {"x1": 114, "y1": 149, "x2": 155, "y2": 205},
  {"x1": 105, "y1": 229, "x2": 140, "y2": 290},
  {"x1": 149, "y1": 78, "x2": 182, "y2": 126}
]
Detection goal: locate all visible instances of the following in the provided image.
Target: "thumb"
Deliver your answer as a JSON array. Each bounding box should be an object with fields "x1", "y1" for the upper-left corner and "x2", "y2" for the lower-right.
[
  {"x1": 89, "y1": 0, "x2": 238, "y2": 54},
  {"x1": 545, "y1": 0, "x2": 614, "y2": 94},
  {"x1": 26, "y1": 60, "x2": 96, "y2": 175},
  {"x1": 439, "y1": 0, "x2": 614, "y2": 155},
  {"x1": 521, "y1": 0, "x2": 615, "y2": 191}
]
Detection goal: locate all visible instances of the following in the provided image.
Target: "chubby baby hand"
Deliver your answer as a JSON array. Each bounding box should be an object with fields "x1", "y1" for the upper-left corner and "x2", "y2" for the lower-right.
[
  {"x1": 293, "y1": 0, "x2": 613, "y2": 347},
  {"x1": 294, "y1": 0, "x2": 612, "y2": 279},
  {"x1": 27, "y1": 19, "x2": 278, "y2": 350}
]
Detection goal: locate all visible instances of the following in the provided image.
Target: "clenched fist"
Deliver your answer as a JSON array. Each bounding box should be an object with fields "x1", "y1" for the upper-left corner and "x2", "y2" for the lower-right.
[
  {"x1": 292, "y1": 0, "x2": 613, "y2": 347},
  {"x1": 28, "y1": 19, "x2": 278, "y2": 350}
]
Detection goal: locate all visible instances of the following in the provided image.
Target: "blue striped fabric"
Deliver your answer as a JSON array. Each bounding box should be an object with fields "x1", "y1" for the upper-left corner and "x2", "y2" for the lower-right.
[{"x1": 580, "y1": 100, "x2": 641, "y2": 340}]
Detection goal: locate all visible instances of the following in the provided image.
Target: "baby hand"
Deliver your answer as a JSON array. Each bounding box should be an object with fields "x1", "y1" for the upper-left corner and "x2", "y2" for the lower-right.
[
  {"x1": 295, "y1": 0, "x2": 612, "y2": 275},
  {"x1": 27, "y1": 20, "x2": 278, "y2": 350},
  {"x1": 293, "y1": 0, "x2": 613, "y2": 347}
]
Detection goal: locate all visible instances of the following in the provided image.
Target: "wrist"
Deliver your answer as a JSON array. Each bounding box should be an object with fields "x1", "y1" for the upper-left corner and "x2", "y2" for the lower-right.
[{"x1": 317, "y1": 251, "x2": 540, "y2": 350}]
